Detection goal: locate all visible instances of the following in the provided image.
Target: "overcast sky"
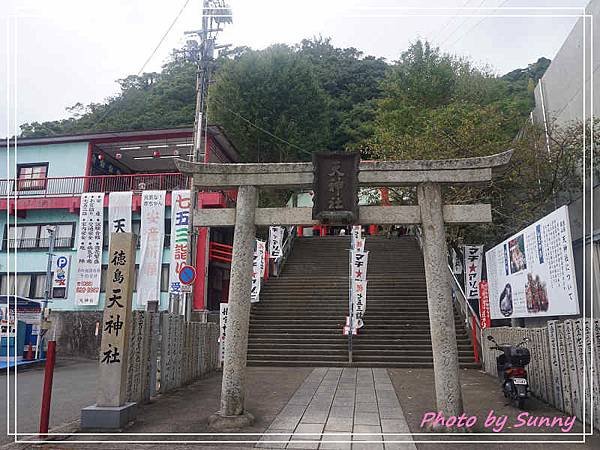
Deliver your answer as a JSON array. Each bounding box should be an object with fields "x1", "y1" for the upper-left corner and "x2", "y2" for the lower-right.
[{"x1": 1, "y1": 0, "x2": 590, "y2": 138}]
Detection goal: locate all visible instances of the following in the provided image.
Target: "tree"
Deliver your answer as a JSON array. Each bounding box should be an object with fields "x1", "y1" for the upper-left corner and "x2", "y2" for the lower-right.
[
  {"x1": 359, "y1": 40, "x2": 570, "y2": 245},
  {"x1": 208, "y1": 44, "x2": 331, "y2": 162},
  {"x1": 296, "y1": 37, "x2": 388, "y2": 150}
]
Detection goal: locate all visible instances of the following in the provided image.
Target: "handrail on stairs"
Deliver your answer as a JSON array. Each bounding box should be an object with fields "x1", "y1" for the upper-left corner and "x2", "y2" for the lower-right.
[
  {"x1": 413, "y1": 225, "x2": 483, "y2": 365},
  {"x1": 271, "y1": 226, "x2": 297, "y2": 277}
]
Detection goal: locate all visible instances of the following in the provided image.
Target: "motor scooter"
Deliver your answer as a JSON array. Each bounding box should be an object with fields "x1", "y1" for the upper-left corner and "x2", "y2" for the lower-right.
[{"x1": 487, "y1": 335, "x2": 531, "y2": 409}]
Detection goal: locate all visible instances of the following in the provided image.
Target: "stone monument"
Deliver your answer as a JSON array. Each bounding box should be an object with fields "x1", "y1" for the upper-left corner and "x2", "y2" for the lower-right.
[{"x1": 81, "y1": 232, "x2": 137, "y2": 429}]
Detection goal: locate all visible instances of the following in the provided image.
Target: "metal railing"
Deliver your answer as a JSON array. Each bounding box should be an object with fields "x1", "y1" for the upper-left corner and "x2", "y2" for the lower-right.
[
  {"x1": 272, "y1": 226, "x2": 296, "y2": 277},
  {"x1": 3, "y1": 237, "x2": 74, "y2": 250},
  {"x1": 0, "y1": 173, "x2": 189, "y2": 197},
  {"x1": 413, "y1": 225, "x2": 483, "y2": 365},
  {"x1": 448, "y1": 265, "x2": 483, "y2": 365}
]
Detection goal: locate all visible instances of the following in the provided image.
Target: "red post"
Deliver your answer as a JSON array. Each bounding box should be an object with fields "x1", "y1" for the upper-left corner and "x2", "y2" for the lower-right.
[
  {"x1": 297, "y1": 226, "x2": 303, "y2": 237},
  {"x1": 26, "y1": 343, "x2": 33, "y2": 361},
  {"x1": 193, "y1": 227, "x2": 209, "y2": 310},
  {"x1": 369, "y1": 224, "x2": 378, "y2": 235},
  {"x1": 39, "y1": 340, "x2": 56, "y2": 436},
  {"x1": 471, "y1": 315, "x2": 480, "y2": 364}
]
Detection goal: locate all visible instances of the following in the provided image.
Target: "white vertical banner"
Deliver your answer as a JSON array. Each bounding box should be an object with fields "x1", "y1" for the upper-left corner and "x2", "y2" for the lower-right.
[
  {"x1": 168, "y1": 190, "x2": 191, "y2": 295},
  {"x1": 75, "y1": 193, "x2": 104, "y2": 306},
  {"x1": 219, "y1": 302, "x2": 229, "y2": 362},
  {"x1": 354, "y1": 238, "x2": 365, "y2": 252},
  {"x1": 251, "y1": 240, "x2": 265, "y2": 303},
  {"x1": 350, "y1": 249, "x2": 369, "y2": 329},
  {"x1": 137, "y1": 191, "x2": 166, "y2": 306},
  {"x1": 268, "y1": 226, "x2": 284, "y2": 260},
  {"x1": 108, "y1": 192, "x2": 132, "y2": 248},
  {"x1": 464, "y1": 245, "x2": 484, "y2": 300},
  {"x1": 257, "y1": 239, "x2": 266, "y2": 277},
  {"x1": 352, "y1": 279, "x2": 368, "y2": 327},
  {"x1": 451, "y1": 248, "x2": 463, "y2": 275},
  {"x1": 350, "y1": 250, "x2": 369, "y2": 281},
  {"x1": 351, "y1": 225, "x2": 362, "y2": 248}
]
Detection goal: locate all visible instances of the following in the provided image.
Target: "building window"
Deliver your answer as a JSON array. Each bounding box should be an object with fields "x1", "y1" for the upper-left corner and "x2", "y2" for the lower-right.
[
  {"x1": 31, "y1": 274, "x2": 47, "y2": 299},
  {"x1": 3, "y1": 223, "x2": 75, "y2": 250},
  {"x1": 17, "y1": 163, "x2": 48, "y2": 190},
  {"x1": 0, "y1": 273, "x2": 46, "y2": 299}
]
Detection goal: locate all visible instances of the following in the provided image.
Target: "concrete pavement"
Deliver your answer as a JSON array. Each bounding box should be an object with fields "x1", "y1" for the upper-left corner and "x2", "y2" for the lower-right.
[
  {"x1": 0, "y1": 358, "x2": 98, "y2": 446},
  {"x1": 257, "y1": 367, "x2": 416, "y2": 449},
  {"x1": 3, "y1": 366, "x2": 598, "y2": 449}
]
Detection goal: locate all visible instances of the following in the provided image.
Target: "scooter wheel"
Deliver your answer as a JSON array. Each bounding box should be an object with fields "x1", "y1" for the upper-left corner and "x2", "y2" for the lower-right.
[{"x1": 517, "y1": 398, "x2": 526, "y2": 410}]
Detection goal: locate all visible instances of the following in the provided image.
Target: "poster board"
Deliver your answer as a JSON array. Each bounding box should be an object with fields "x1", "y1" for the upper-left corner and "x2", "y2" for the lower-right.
[{"x1": 485, "y1": 206, "x2": 579, "y2": 320}]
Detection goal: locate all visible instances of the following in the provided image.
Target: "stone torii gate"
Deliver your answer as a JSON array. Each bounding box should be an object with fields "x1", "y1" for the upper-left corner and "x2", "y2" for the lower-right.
[{"x1": 176, "y1": 150, "x2": 512, "y2": 429}]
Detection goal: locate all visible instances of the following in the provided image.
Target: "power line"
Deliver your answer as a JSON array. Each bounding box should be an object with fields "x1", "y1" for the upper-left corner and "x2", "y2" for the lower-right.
[
  {"x1": 89, "y1": 0, "x2": 193, "y2": 130},
  {"x1": 446, "y1": 0, "x2": 510, "y2": 48},
  {"x1": 442, "y1": 0, "x2": 487, "y2": 44},
  {"x1": 428, "y1": 0, "x2": 472, "y2": 44},
  {"x1": 211, "y1": 97, "x2": 311, "y2": 157}
]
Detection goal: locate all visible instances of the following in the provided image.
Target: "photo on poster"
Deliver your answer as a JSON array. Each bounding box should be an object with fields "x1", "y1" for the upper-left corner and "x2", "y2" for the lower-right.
[
  {"x1": 499, "y1": 283, "x2": 513, "y2": 317},
  {"x1": 508, "y1": 234, "x2": 527, "y2": 274}
]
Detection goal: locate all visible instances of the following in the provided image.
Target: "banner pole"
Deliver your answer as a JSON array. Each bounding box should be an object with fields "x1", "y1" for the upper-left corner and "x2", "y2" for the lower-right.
[{"x1": 348, "y1": 249, "x2": 353, "y2": 365}]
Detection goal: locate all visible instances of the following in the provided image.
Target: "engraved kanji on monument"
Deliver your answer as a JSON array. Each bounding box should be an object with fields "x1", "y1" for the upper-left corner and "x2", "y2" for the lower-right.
[
  {"x1": 81, "y1": 232, "x2": 137, "y2": 429},
  {"x1": 312, "y1": 151, "x2": 359, "y2": 224},
  {"x1": 98, "y1": 233, "x2": 136, "y2": 406}
]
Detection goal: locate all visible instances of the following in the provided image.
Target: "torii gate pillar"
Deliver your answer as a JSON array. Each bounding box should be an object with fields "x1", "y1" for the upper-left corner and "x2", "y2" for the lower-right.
[
  {"x1": 208, "y1": 185, "x2": 257, "y2": 430},
  {"x1": 418, "y1": 182, "x2": 463, "y2": 417}
]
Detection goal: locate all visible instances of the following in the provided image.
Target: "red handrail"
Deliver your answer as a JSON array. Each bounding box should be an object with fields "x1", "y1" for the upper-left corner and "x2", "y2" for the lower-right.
[
  {"x1": 209, "y1": 242, "x2": 233, "y2": 264},
  {"x1": 1, "y1": 173, "x2": 189, "y2": 198}
]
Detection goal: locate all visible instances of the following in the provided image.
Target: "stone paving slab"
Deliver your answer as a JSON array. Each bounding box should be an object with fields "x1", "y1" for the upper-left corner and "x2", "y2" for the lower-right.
[{"x1": 257, "y1": 367, "x2": 416, "y2": 449}]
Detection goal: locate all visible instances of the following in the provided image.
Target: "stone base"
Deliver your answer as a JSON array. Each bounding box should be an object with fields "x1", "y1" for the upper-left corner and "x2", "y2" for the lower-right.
[
  {"x1": 80, "y1": 402, "x2": 137, "y2": 430},
  {"x1": 208, "y1": 410, "x2": 255, "y2": 432}
]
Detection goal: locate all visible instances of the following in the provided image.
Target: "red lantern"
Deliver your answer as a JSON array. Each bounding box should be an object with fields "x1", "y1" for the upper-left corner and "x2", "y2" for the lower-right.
[
  {"x1": 115, "y1": 152, "x2": 122, "y2": 160},
  {"x1": 153, "y1": 150, "x2": 161, "y2": 158},
  {"x1": 97, "y1": 153, "x2": 104, "y2": 161}
]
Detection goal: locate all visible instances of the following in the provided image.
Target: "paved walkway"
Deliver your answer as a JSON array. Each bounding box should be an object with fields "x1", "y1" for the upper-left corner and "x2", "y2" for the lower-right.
[{"x1": 257, "y1": 368, "x2": 416, "y2": 450}]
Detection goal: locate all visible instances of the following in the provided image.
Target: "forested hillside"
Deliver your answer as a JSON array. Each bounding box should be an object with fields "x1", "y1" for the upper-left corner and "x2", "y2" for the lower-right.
[
  {"x1": 20, "y1": 38, "x2": 591, "y2": 244},
  {"x1": 20, "y1": 38, "x2": 547, "y2": 162}
]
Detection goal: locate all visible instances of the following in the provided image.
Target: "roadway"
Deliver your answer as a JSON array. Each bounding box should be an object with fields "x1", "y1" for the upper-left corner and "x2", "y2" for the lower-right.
[{"x1": 0, "y1": 358, "x2": 97, "y2": 446}]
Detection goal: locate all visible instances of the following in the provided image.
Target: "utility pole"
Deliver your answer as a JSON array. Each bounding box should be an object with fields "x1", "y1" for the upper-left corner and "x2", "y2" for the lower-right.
[
  {"x1": 182, "y1": 0, "x2": 232, "y2": 319},
  {"x1": 35, "y1": 225, "x2": 55, "y2": 360}
]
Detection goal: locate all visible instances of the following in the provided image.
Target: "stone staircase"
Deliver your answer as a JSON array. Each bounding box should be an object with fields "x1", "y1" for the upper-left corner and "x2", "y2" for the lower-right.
[{"x1": 247, "y1": 235, "x2": 478, "y2": 368}]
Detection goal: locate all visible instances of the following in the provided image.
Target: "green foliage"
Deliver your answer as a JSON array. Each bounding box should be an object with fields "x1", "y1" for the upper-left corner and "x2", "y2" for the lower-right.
[
  {"x1": 364, "y1": 40, "x2": 528, "y2": 161},
  {"x1": 208, "y1": 44, "x2": 330, "y2": 162},
  {"x1": 296, "y1": 37, "x2": 388, "y2": 150}
]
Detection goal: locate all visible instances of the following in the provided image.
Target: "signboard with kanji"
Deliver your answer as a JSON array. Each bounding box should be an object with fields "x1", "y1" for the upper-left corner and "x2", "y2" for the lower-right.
[
  {"x1": 312, "y1": 151, "x2": 359, "y2": 224},
  {"x1": 478, "y1": 280, "x2": 491, "y2": 329},
  {"x1": 97, "y1": 232, "x2": 136, "y2": 407},
  {"x1": 464, "y1": 245, "x2": 483, "y2": 300},
  {"x1": 485, "y1": 206, "x2": 579, "y2": 319}
]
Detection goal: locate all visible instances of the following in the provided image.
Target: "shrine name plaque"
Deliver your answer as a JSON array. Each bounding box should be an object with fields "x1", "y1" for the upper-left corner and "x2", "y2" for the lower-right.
[{"x1": 312, "y1": 151, "x2": 360, "y2": 224}]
